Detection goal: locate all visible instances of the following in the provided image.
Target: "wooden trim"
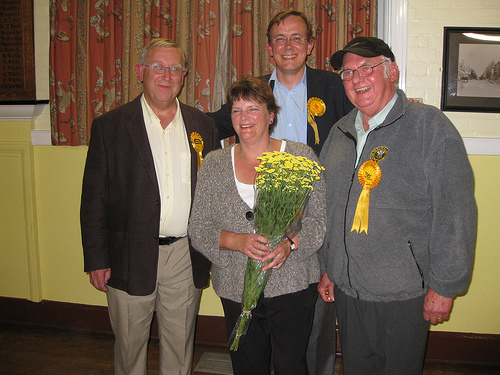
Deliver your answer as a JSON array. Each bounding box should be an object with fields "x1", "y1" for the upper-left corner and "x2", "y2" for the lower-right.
[
  {"x1": 0, "y1": 297, "x2": 498, "y2": 366},
  {"x1": 425, "y1": 331, "x2": 500, "y2": 365},
  {"x1": 194, "y1": 314, "x2": 228, "y2": 346}
]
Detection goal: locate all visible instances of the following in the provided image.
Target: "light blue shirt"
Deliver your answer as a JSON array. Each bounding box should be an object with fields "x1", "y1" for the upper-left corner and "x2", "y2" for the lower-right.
[
  {"x1": 268, "y1": 69, "x2": 308, "y2": 144},
  {"x1": 355, "y1": 92, "x2": 398, "y2": 167}
]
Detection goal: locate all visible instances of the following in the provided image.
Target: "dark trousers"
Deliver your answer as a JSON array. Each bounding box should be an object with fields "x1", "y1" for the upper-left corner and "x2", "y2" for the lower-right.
[
  {"x1": 306, "y1": 297, "x2": 337, "y2": 375},
  {"x1": 221, "y1": 283, "x2": 317, "y2": 375},
  {"x1": 335, "y1": 285, "x2": 430, "y2": 375}
]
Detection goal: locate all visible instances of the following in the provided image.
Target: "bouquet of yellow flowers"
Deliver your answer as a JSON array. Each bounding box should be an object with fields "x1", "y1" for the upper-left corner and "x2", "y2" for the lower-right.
[{"x1": 228, "y1": 151, "x2": 324, "y2": 351}]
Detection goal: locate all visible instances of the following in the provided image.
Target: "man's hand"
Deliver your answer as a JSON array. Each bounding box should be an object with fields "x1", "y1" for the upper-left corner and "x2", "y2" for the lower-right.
[
  {"x1": 423, "y1": 288, "x2": 453, "y2": 324},
  {"x1": 89, "y1": 268, "x2": 111, "y2": 292},
  {"x1": 318, "y1": 273, "x2": 335, "y2": 302}
]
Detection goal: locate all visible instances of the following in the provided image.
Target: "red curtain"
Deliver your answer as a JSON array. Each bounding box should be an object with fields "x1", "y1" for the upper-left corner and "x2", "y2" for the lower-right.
[{"x1": 50, "y1": 0, "x2": 376, "y2": 146}]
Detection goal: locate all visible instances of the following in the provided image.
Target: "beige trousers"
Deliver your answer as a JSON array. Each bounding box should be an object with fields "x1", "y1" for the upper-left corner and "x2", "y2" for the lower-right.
[{"x1": 107, "y1": 237, "x2": 201, "y2": 375}]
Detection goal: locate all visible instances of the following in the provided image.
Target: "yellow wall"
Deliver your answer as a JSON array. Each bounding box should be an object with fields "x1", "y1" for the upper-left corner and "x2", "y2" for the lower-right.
[
  {"x1": 404, "y1": 0, "x2": 500, "y2": 334},
  {"x1": 0, "y1": 0, "x2": 498, "y2": 335},
  {"x1": 32, "y1": 144, "x2": 224, "y2": 314},
  {"x1": 29, "y1": 147, "x2": 500, "y2": 333},
  {"x1": 0, "y1": 122, "x2": 39, "y2": 301}
]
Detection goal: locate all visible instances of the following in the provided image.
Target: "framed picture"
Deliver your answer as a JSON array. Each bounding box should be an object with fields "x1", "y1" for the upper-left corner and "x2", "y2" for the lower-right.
[
  {"x1": 0, "y1": 0, "x2": 35, "y2": 100},
  {"x1": 441, "y1": 27, "x2": 500, "y2": 112}
]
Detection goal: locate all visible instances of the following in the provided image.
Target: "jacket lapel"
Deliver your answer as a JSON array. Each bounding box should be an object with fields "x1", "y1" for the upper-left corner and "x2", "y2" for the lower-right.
[
  {"x1": 305, "y1": 65, "x2": 324, "y2": 100},
  {"x1": 125, "y1": 96, "x2": 158, "y2": 188}
]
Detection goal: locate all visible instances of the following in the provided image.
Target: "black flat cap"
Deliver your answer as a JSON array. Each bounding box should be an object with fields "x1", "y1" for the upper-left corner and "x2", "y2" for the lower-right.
[{"x1": 330, "y1": 37, "x2": 395, "y2": 69}]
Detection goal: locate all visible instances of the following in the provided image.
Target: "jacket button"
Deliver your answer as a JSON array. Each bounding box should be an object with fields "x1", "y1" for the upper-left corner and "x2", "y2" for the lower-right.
[
  {"x1": 153, "y1": 234, "x2": 159, "y2": 240},
  {"x1": 245, "y1": 211, "x2": 254, "y2": 221},
  {"x1": 155, "y1": 200, "x2": 160, "y2": 206}
]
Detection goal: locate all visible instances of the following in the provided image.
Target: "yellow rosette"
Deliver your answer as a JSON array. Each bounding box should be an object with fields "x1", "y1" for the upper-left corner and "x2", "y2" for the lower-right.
[
  {"x1": 351, "y1": 160, "x2": 381, "y2": 234},
  {"x1": 307, "y1": 97, "x2": 326, "y2": 145},
  {"x1": 190, "y1": 132, "x2": 204, "y2": 172}
]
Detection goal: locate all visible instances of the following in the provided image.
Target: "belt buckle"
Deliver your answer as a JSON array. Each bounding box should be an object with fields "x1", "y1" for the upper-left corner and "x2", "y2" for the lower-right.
[{"x1": 159, "y1": 236, "x2": 182, "y2": 246}]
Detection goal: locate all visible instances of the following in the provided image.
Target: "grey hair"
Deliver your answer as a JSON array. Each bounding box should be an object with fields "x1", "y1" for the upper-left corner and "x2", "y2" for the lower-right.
[
  {"x1": 138, "y1": 38, "x2": 187, "y2": 70},
  {"x1": 381, "y1": 56, "x2": 399, "y2": 87}
]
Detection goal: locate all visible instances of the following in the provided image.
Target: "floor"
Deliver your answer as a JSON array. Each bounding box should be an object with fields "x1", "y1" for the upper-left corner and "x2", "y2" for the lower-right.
[{"x1": 0, "y1": 322, "x2": 499, "y2": 375}]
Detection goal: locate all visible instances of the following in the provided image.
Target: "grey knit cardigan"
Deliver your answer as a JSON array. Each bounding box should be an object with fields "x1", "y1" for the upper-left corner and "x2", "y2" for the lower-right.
[{"x1": 188, "y1": 140, "x2": 326, "y2": 302}]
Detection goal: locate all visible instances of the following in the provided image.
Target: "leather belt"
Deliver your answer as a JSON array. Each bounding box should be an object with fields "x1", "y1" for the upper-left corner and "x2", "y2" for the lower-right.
[{"x1": 159, "y1": 236, "x2": 184, "y2": 246}]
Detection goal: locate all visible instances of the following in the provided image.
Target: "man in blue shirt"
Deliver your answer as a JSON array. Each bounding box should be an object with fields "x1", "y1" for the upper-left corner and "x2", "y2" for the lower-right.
[{"x1": 209, "y1": 10, "x2": 353, "y2": 156}]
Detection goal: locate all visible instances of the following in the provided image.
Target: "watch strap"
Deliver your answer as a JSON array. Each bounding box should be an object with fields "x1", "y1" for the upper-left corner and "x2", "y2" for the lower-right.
[{"x1": 284, "y1": 236, "x2": 296, "y2": 251}]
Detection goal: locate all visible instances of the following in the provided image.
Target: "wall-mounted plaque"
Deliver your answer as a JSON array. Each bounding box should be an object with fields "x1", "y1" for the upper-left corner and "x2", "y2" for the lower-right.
[{"x1": 0, "y1": 0, "x2": 35, "y2": 100}]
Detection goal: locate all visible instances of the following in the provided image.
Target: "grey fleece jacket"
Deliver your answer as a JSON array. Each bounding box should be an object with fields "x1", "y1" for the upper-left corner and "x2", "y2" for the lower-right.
[
  {"x1": 189, "y1": 141, "x2": 326, "y2": 302},
  {"x1": 319, "y1": 90, "x2": 477, "y2": 302}
]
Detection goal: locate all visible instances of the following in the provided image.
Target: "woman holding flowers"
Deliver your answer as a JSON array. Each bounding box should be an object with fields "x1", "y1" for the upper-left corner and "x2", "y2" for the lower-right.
[{"x1": 188, "y1": 77, "x2": 326, "y2": 375}]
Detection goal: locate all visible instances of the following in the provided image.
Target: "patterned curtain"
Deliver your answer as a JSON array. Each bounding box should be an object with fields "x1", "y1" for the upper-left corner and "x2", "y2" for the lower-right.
[
  {"x1": 50, "y1": 0, "x2": 376, "y2": 146},
  {"x1": 315, "y1": 0, "x2": 377, "y2": 70}
]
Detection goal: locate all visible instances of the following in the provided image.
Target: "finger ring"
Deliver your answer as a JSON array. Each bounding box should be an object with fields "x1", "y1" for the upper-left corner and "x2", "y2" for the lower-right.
[{"x1": 437, "y1": 317, "x2": 443, "y2": 321}]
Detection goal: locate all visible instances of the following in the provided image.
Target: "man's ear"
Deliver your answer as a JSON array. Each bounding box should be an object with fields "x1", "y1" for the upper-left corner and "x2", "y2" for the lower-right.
[
  {"x1": 307, "y1": 38, "x2": 315, "y2": 56},
  {"x1": 389, "y1": 61, "x2": 399, "y2": 83},
  {"x1": 266, "y1": 41, "x2": 273, "y2": 57},
  {"x1": 135, "y1": 64, "x2": 144, "y2": 82}
]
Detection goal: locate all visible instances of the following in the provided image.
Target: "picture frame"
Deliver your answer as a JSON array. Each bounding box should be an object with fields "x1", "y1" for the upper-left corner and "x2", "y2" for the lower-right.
[
  {"x1": 0, "y1": 0, "x2": 35, "y2": 101},
  {"x1": 441, "y1": 27, "x2": 500, "y2": 113}
]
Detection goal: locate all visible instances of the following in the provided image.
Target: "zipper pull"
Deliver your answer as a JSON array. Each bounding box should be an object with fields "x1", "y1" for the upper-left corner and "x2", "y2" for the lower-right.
[{"x1": 408, "y1": 241, "x2": 425, "y2": 289}]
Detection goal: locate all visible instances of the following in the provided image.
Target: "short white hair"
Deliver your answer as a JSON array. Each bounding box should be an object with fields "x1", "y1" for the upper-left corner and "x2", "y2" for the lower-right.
[
  {"x1": 138, "y1": 38, "x2": 187, "y2": 70},
  {"x1": 381, "y1": 56, "x2": 399, "y2": 87}
]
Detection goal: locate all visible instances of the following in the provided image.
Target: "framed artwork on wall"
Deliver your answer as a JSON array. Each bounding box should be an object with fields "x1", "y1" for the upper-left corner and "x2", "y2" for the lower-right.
[
  {"x1": 0, "y1": 0, "x2": 35, "y2": 101},
  {"x1": 441, "y1": 27, "x2": 500, "y2": 113}
]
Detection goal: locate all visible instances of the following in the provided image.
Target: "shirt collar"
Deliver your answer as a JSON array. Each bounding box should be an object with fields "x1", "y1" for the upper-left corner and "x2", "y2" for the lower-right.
[
  {"x1": 269, "y1": 67, "x2": 307, "y2": 90},
  {"x1": 355, "y1": 92, "x2": 398, "y2": 133},
  {"x1": 141, "y1": 94, "x2": 180, "y2": 130}
]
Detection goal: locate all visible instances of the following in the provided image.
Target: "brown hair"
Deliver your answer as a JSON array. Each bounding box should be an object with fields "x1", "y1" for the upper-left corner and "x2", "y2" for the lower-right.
[
  {"x1": 227, "y1": 77, "x2": 280, "y2": 133},
  {"x1": 266, "y1": 10, "x2": 315, "y2": 43}
]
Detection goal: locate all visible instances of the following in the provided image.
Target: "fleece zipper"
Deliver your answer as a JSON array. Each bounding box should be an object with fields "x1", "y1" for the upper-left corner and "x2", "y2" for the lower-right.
[{"x1": 408, "y1": 240, "x2": 425, "y2": 289}]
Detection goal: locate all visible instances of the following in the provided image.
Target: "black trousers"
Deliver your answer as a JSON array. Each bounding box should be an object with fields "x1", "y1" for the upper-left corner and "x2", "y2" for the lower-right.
[
  {"x1": 306, "y1": 297, "x2": 337, "y2": 375},
  {"x1": 221, "y1": 283, "x2": 317, "y2": 375},
  {"x1": 335, "y1": 285, "x2": 430, "y2": 375}
]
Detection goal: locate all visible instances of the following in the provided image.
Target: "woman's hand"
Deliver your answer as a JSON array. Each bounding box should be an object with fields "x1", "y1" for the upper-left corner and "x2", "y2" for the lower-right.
[
  {"x1": 220, "y1": 231, "x2": 298, "y2": 271},
  {"x1": 261, "y1": 235, "x2": 298, "y2": 271},
  {"x1": 220, "y1": 230, "x2": 272, "y2": 261}
]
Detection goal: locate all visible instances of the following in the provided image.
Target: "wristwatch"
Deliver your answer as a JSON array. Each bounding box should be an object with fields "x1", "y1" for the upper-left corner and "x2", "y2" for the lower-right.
[{"x1": 284, "y1": 236, "x2": 296, "y2": 251}]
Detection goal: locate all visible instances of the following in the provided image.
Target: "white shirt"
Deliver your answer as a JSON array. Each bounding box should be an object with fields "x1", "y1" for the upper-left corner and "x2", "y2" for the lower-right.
[
  {"x1": 141, "y1": 95, "x2": 191, "y2": 237},
  {"x1": 232, "y1": 140, "x2": 287, "y2": 208}
]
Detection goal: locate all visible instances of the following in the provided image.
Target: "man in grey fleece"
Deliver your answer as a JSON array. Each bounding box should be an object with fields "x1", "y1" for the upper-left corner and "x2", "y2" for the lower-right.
[{"x1": 318, "y1": 37, "x2": 477, "y2": 374}]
